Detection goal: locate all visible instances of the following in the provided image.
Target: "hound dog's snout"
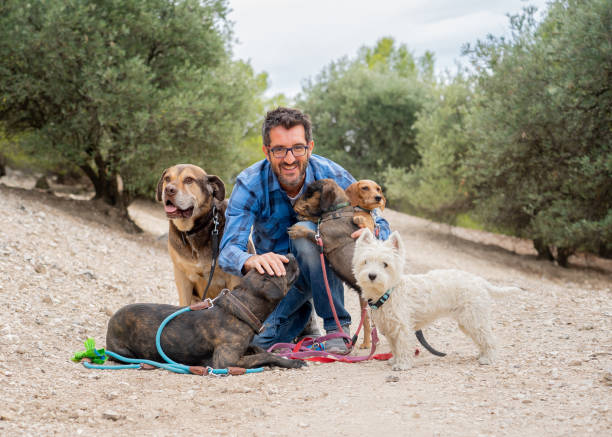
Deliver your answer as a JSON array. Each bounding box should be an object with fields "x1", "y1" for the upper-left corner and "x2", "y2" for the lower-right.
[
  {"x1": 375, "y1": 195, "x2": 382, "y2": 202},
  {"x1": 165, "y1": 184, "x2": 177, "y2": 197},
  {"x1": 368, "y1": 272, "x2": 377, "y2": 281}
]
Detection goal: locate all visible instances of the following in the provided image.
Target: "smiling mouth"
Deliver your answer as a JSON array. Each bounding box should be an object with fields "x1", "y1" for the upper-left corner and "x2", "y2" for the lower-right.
[{"x1": 165, "y1": 200, "x2": 194, "y2": 219}]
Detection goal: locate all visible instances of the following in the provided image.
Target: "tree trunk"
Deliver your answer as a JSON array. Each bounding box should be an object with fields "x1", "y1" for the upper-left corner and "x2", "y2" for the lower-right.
[
  {"x1": 533, "y1": 238, "x2": 554, "y2": 261},
  {"x1": 79, "y1": 163, "x2": 142, "y2": 233},
  {"x1": 555, "y1": 247, "x2": 573, "y2": 268}
]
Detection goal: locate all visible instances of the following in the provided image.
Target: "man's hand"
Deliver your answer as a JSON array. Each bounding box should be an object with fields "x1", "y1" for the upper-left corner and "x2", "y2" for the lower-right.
[
  {"x1": 243, "y1": 253, "x2": 289, "y2": 276},
  {"x1": 351, "y1": 228, "x2": 367, "y2": 239}
]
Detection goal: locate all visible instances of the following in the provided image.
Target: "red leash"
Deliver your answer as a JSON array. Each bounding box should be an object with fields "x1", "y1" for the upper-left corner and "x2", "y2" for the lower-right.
[{"x1": 316, "y1": 235, "x2": 353, "y2": 347}]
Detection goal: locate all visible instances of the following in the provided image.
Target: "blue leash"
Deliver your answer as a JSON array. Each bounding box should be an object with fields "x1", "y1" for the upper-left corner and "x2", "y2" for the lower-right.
[{"x1": 82, "y1": 305, "x2": 264, "y2": 375}]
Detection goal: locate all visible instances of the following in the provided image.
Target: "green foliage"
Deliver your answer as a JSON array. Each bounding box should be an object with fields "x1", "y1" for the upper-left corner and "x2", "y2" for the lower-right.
[
  {"x1": 299, "y1": 37, "x2": 431, "y2": 183},
  {"x1": 0, "y1": 0, "x2": 263, "y2": 208},
  {"x1": 462, "y1": 0, "x2": 612, "y2": 263},
  {"x1": 383, "y1": 73, "x2": 474, "y2": 222}
]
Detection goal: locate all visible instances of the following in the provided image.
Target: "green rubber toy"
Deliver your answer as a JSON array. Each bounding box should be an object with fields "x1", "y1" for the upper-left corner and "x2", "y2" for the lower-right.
[{"x1": 71, "y1": 337, "x2": 107, "y2": 364}]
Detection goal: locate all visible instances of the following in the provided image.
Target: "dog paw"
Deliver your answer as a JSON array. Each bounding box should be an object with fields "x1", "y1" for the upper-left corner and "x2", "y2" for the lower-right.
[
  {"x1": 359, "y1": 342, "x2": 371, "y2": 350},
  {"x1": 353, "y1": 216, "x2": 367, "y2": 227},
  {"x1": 287, "y1": 225, "x2": 312, "y2": 240},
  {"x1": 292, "y1": 359, "x2": 308, "y2": 368},
  {"x1": 478, "y1": 355, "x2": 492, "y2": 365},
  {"x1": 391, "y1": 361, "x2": 412, "y2": 371}
]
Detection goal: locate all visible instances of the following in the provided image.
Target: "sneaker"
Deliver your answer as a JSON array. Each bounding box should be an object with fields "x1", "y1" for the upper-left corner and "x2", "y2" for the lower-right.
[{"x1": 324, "y1": 325, "x2": 351, "y2": 355}]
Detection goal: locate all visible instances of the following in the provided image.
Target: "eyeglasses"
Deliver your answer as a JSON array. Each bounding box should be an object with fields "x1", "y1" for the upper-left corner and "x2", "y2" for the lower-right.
[{"x1": 267, "y1": 145, "x2": 308, "y2": 159}]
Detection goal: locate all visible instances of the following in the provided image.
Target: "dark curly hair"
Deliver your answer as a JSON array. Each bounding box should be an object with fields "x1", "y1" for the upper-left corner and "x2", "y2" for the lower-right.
[{"x1": 262, "y1": 107, "x2": 313, "y2": 146}]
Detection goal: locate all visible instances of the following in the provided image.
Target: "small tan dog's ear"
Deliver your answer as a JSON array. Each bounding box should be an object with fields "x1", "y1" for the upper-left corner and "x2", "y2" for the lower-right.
[
  {"x1": 345, "y1": 182, "x2": 359, "y2": 206},
  {"x1": 378, "y1": 184, "x2": 386, "y2": 211},
  {"x1": 156, "y1": 168, "x2": 169, "y2": 202},
  {"x1": 206, "y1": 175, "x2": 226, "y2": 201}
]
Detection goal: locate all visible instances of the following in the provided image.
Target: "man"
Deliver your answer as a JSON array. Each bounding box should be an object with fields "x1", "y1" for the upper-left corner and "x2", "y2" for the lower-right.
[{"x1": 218, "y1": 107, "x2": 389, "y2": 354}]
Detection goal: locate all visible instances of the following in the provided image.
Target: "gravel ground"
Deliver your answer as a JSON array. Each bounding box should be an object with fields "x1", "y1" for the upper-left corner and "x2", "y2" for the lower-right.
[{"x1": 0, "y1": 176, "x2": 610, "y2": 436}]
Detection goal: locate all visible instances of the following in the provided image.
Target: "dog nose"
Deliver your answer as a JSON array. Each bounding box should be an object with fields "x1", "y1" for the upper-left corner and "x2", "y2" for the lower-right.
[
  {"x1": 165, "y1": 184, "x2": 177, "y2": 196},
  {"x1": 368, "y1": 273, "x2": 377, "y2": 281},
  {"x1": 375, "y1": 196, "x2": 382, "y2": 202}
]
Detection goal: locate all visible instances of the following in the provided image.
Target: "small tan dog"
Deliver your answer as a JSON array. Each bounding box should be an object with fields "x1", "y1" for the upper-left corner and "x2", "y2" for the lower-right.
[
  {"x1": 345, "y1": 179, "x2": 386, "y2": 349},
  {"x1": 345, "y1": 179, "x2": 386, "y2": 232},
  {"x1": 156, "y1": 164, "x2": 241, "y2": 306}
]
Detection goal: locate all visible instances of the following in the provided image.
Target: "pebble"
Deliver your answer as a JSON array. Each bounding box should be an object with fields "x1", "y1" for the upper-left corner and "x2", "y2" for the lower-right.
[
  {"x1": 385, "y1": 375, "x2": 400, "y2": 383},
  {"x1": 102, "y1": 410, "x2": 124, "y2": 421}
]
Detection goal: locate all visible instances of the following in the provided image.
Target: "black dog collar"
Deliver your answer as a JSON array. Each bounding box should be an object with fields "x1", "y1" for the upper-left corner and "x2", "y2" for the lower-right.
[{"x1": 368, "y1": 288, "x2": 394, "y2": 309}]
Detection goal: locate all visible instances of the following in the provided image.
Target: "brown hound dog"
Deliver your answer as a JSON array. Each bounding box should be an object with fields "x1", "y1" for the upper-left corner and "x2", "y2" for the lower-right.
[
  {"x1": 287, "y1": 179, "x2": 445, "y2": 357},
  {"x1": 344, "y1": 180, "x2": 386, "y2": 348},
  {"x1": 156, "y1": 164, "x2": 241, "y2": 306}
]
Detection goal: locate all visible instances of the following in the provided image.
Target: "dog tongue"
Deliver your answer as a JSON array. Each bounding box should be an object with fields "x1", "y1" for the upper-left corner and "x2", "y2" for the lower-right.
[{"x1": 165, "y1": 204, "x2": 178, "y2": 214}]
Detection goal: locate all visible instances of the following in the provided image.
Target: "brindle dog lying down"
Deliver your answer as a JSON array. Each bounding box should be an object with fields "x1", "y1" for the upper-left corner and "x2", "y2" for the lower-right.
[
  {"x1": 106, "y1": 255, "x2": 306, "y2": 370},
  {"x1": 287, "y1": 179, "x2": 446, "y2": 357}
]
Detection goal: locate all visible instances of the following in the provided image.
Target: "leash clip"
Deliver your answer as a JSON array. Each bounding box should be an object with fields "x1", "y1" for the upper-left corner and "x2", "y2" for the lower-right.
[{"x1": 212, "y1": 205, "x2": 220, "y2": 235}]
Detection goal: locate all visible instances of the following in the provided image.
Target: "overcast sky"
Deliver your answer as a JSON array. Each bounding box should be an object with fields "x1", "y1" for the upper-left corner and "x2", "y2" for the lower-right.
[{"x1": 228, "y1": 0, "x2": 550, "y2": 99}]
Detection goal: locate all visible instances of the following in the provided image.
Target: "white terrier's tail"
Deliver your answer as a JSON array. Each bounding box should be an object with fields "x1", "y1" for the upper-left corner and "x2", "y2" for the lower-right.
[{"x1": 485, "y1": 282, "x2": 522, "y2": 298}]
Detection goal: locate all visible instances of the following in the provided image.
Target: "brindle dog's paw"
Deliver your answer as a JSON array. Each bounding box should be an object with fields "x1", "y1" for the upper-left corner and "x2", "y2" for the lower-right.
[
  {"x1": 279, "y1": 358, "x2": 307, "y2": 369},
  {"x1": 287, "y1": 225, "x2": 315, "y2": 240},
  {"x1": 292, "y1": 359, "x2": 308, "y2": 368}
]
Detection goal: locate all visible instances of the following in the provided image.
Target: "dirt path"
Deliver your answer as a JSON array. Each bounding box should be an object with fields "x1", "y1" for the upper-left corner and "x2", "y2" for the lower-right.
[{"x1": 0, "y1": 182, "x2": 610, "y2": 436}]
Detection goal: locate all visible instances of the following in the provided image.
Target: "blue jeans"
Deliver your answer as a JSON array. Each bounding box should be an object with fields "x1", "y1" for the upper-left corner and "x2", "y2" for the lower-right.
[{"x1": 251, "y1": 221, "x2": 351, "y2": 349}]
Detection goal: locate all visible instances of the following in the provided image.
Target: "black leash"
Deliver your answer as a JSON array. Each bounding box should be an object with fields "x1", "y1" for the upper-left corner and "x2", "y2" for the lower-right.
[{"x1": 201, "y1": 205, "x2": 220, "y2": 301}]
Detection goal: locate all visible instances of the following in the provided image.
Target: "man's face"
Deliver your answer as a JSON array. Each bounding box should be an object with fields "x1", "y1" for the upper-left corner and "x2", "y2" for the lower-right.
[{"x1": 263, "y1": 125, "x2": 314, "y2": 196}]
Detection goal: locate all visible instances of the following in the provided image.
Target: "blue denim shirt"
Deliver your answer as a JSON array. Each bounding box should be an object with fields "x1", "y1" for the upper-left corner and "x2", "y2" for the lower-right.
[{"x1": 218, "y1": 154, "x2": 390, "y2": 276}]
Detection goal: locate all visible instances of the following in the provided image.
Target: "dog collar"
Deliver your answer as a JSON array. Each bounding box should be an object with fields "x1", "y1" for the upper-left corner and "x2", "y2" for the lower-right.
[
  {"x1": 215, "y1": 289, "x2": 264, "y2": 334},
  {"x1": 184, "y1": 205, "x2": 218, "y2": 237},
  {"x1": 368, "y1": 288, "x2": 394, "y2": 309},
  {"x1": 322, "y1": 201, "x2": 350, "y2": 213},
  {"x1": 353, "y1": 206, "x2": 371, "y2": 213}
]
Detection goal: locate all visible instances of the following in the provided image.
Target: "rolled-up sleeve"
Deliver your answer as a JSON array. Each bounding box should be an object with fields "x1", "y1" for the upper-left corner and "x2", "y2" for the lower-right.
[
  {"x1": 373, "y1": 209, "x2": 391, "y2": 240},
  {"x1": 218, "y1": 180, "x2": 258, "y2": 276}
]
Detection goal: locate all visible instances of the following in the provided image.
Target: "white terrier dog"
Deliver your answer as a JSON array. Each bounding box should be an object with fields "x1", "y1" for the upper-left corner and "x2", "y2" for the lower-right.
[{"x1": 353, "y1": 229, "x2": 520, "y2": 370}]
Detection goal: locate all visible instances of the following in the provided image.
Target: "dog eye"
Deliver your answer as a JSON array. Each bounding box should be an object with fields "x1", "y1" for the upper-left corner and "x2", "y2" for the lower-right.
[
  {"x1": 361, "y1": 186, "x2": 369, "y2": 191},
  {"x1": 183, "y1": 177, "x2": 194, "y2": 184},
  {"x1": 164, "y1": 176, "x2": 170, "y2": 182},
  {"x1": 383, "y1": 262, "x2": 388, "y2": 268}
]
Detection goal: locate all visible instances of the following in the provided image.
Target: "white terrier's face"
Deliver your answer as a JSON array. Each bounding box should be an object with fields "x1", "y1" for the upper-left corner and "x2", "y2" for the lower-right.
[{"x1": 352, "y1": 229, "x2": 405, "y2": 301}]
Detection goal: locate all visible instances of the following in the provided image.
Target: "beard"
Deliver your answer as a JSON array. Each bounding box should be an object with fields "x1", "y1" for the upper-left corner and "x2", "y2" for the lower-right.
[{"x1": 271, "y1": 158, "x2": 309, "y2": 189}]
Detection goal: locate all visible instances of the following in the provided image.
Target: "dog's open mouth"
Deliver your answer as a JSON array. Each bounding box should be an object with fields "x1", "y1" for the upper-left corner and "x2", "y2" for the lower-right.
[{"x1": 165, "y1": 200, "x2": 194, "y2": 219}]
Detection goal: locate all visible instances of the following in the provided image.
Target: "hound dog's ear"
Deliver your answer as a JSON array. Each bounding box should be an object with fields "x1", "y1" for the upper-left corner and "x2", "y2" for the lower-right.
[
  {"x1": 344, "y1": 182, "x2": 360, "y2": 206},
  {"x1": 156, "y1": 168, "x2": 169, "y2": 202},
  {"x1": 319, "y1": 179, "x2": 340, "y2": 212},
  {"x1": 206, "y1": 175, "x2": 226, "y2": 201}
]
